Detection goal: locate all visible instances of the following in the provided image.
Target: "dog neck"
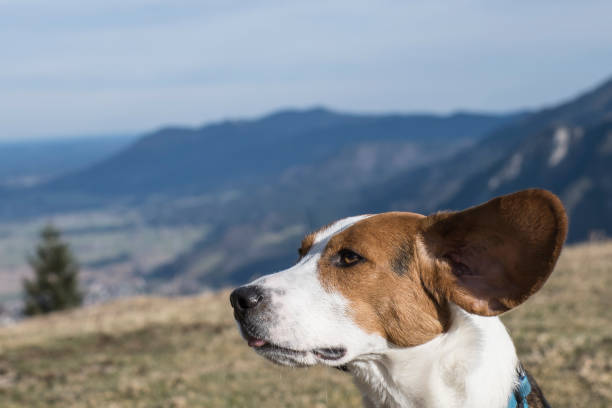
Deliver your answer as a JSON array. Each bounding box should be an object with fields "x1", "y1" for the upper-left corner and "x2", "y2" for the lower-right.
[{"x1": 347, "y1": 304, "x2": 519, "y2": 408}]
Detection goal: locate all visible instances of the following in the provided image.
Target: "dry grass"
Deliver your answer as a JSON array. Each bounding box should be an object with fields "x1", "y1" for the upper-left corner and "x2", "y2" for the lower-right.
[
  {"x1": 0, "y1": 241, "x2": 611, "y2": 407},
  {"x1": 502, "y1": 241, "x2": 612, "y2": 406}
]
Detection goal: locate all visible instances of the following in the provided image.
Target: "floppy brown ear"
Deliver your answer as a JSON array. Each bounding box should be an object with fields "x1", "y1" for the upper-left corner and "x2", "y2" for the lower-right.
[{"x1": 421, "y1": 189, "x2": 568, "y2": 316}]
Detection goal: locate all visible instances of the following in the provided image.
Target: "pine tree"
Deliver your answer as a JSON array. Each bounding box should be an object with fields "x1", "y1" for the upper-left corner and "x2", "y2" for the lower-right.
[{"x1": 23, "y1": 225, "x2": 83, "y2": 316}]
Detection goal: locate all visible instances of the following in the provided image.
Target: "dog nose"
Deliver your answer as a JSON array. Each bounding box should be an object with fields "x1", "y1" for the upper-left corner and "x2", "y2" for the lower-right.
[{"x1": 230, "y1": 286, "x2": 265, "y2": 313}]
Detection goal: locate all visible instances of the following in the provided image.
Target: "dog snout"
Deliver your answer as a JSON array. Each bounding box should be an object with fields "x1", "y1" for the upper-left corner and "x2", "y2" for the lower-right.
[{"x1": 230, "y1": 285, "x2": 266, "y2": 317}]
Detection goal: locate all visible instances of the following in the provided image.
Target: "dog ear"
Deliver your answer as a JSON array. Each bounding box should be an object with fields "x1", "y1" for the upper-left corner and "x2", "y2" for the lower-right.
[{"x1": 421, "y1": 189, "x2": 567, "y2": 316}]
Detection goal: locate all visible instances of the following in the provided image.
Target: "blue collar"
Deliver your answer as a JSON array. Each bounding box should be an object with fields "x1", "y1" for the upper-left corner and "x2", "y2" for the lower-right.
[{"x1": 507, "y1": 368, "x2": 531, "y2": 408}]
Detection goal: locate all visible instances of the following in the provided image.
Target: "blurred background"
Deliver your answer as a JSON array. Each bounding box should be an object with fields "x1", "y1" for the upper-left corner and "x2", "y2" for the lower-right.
[{"x1": 1, "y1": 1, "x2": 611, "y2": 407}]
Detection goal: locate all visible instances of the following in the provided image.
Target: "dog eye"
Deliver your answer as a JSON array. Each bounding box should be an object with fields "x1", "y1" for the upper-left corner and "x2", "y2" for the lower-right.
[{"x1": 336, "y1": 249, "x2": 364, "y2": 267}]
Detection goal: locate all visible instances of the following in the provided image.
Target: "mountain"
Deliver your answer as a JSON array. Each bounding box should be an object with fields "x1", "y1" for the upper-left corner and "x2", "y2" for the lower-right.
[
  {"x1": 150, "y1": 77, "x2": 612, "y2": 292},
  {"x1": 369, "y1": 77, "x2": 612, "y2": 242},
  {"x1": 4, "y1": 77, "x2": 611, "y2": 297},
  {"x1": 0, "y1": 108, "x2": 516, "y2": 220},
  {"x1": 0, "y1": 107, "x2": 518, "y2": 301},
  {"x1": 362, "y1": 77, "x2": 612, "y2": 217},
  {"x1": 40, "y1": 108, "x2": 515, "y2": 197},
  {"x1": 442, "y1": 119, "x2": 612, "y2": 242}
]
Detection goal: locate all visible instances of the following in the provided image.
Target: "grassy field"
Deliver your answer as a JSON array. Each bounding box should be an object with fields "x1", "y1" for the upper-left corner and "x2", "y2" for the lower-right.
[{"x1": 0, "y1": 241, "x2": 611, "y2": 407}]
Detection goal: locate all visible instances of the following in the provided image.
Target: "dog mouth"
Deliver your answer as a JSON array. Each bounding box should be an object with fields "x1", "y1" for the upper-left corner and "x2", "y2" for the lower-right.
[
  {"x1": 245, "y1": 334, "x2": 346, "y2": 361},
  {"x1": 311, "y1": 347, "x2": 347, "y2": 360}
]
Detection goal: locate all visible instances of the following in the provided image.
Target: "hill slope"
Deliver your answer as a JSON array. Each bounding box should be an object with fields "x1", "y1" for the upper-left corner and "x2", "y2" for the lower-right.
[
  {"x1": 0, "y1": 109, "x2": 517, "y2": 221},
  {"x1": 1, "y1": 241, "x2": 610, "y2": 407},
  {"x1": 444, "y1": 120, "x2": 612, "y2": 241},
  {"x1": 150, "y1": 77, "x2": 612, "y2": 291},
  {"x1": 3, "y1": 78, "x2": 612, "y2": 299},
  {"x1": 365, "y1": 77, "x2": 612, "y2": 217},
  {"x1": 40, "y1": 109, "x2": 515, "y2": 197}
]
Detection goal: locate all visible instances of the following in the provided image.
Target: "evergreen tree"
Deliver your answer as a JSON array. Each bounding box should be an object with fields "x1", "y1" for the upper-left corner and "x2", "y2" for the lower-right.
[{"x1": 23, "y1": 225, "x2": 83, "y2": 316}]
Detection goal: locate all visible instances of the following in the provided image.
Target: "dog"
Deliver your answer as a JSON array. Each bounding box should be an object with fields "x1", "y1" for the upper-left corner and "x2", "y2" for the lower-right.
[{"x1": 230, "y1": 189, "x2": 566, "y2": 407}]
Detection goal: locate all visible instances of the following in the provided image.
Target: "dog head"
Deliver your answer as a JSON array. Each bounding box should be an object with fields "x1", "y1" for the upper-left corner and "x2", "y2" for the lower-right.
[{"x1": 230, "y1": 189, "x2": 567, "y2": 367}]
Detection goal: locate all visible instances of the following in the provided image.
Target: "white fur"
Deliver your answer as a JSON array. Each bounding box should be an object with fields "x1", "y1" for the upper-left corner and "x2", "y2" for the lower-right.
[
  {"x1": 250, "y1": 216, "x2": 388, "y2": 366},
  {"x1": 349, "y1": 305, "x2": 518, "y2": 408},
  {"x1": 242, "y1": 215, "x2": 520, "y2": 408}
]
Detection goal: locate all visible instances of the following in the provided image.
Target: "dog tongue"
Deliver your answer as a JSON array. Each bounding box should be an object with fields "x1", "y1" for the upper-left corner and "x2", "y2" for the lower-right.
[{"x1": 248, "y1": 338, "x2": 266, "y2": 347}]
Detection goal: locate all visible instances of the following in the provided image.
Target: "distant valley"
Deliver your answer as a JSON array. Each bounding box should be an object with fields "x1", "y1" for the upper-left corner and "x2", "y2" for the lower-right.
[{"x1": 0, "y1": 109, "x2": 515, "y2": 314}]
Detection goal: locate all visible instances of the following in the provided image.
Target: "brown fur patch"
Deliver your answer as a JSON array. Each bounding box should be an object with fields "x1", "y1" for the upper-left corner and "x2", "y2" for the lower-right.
[
  {"x1": 313, "y1": 189, "x2": 567, "y2": 347},
  {"x1": 298, "y1": 233, "x2": 315, "y2": 260},
  {"x1": 298, "y1": 221, "x2": 338, "y2": 260},
  {"x1": 316, "y1": 212, "x2": 450, "y2": 347},
  {"x1": 421, "y1": 189, "x2": 568, "y2": 316}
]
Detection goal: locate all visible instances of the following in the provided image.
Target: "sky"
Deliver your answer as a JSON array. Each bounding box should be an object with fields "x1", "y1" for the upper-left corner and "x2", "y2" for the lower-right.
[{"x1": 2, "y1": 0, "x2": 612, "y2": 140}]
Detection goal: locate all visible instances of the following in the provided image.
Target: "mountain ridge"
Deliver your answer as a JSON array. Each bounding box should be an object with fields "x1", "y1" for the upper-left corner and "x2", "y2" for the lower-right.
[
  {"x1": 41, "y1": 108, "x2": 517, "y2": 196},
  {"x1": 149, "y1": 75, "x2": 612, "y2": 291},
  {"x1": 2, "y1": 77, "x2": 611, "y2": 296},
  {"x1": 362, "y1": 76, "x2": 612, "y2": 215}
]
